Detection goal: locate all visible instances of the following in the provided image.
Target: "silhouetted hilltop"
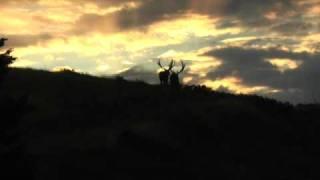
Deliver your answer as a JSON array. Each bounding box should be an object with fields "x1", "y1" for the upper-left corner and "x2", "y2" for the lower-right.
[{"x1": 1, "y1": 68, "x2": 320, "y2": 180}]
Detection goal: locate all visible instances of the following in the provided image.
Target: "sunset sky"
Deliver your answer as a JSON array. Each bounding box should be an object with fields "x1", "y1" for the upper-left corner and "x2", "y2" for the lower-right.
[{"x1": 1, "y1": 0, "x2": 320, "y2": 103}]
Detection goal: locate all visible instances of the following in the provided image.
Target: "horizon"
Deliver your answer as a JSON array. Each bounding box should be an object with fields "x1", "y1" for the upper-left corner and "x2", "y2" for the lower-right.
[{"x1": 1, "y1": 0, "x2": 320, "y2": 103}]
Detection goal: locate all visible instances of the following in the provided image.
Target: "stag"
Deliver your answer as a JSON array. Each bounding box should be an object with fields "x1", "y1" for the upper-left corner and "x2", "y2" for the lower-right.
[
  {"x1": 170, "y1": 60, "x2": 186, "y2": 87},
  {"x1": 157, "y1": 59, "x2": 174, "y2": 85}
]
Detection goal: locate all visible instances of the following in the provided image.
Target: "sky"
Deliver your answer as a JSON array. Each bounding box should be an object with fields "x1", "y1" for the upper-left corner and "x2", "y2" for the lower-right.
[{"x1": 1, "y1": 0, "x2": 320, "y2": 103}]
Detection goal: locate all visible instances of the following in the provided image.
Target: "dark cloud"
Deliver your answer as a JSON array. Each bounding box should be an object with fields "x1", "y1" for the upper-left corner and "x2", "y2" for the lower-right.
[
  {"x1": 204, "y1": 46, "x2": 320, "y2": 103},
  {"x1": 271, "y1": 20, "x2": 314, "y2": 36},
  {"x1": 76, "y1": 0, "x2": 135, "y2": 6},
  {"x1": 311, "y1": 42, "x2": 320, "y2": 52},
  {"x1": 117, "y1": 45, "x2": 320, "y2": 103},
  {"x1": 72, "y1": 13, "x2": 119, "y2": 34},
  {"x1": 117, "y1": 0, "x2": 302, "y2": 29},
  {"x1": 205, "y1": 47, "x2": 286, "y2": 87},
  {"x1": 215, "y1": 19, "x2": 240, "y2": 29},
  {"x1": 0, "y1": 0, "x2": 131, "y2": 6},
  {"x1": 1, "y1": 34, "x2": 53, "y2": 47},
  {"x1": 243, "y1": 38, "x2": 300, "y2": 48},
  {"x1": 2, "y1": 0, "x2": 314, "y2": 33},
  {"x1": 72, "y1": 0, "x2": 305, "y2": 33},
  {"x1": 72, "y1": 0, "x2": 189, "y2": 34},
  {"x1": 116, "y1": 0, "x2": 189, "y2": 29}
]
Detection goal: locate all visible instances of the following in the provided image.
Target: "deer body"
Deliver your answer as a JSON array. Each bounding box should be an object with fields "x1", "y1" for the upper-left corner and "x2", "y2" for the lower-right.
[
  {"x1": 170, "y1": 60, "x2": 186, "y2": 88},
  {"x1": 159, "y1": 70, "x2": 171, "y2": 85},
  {"x1": 170, "y1": 72, "x2": 180, "y2": 87}
]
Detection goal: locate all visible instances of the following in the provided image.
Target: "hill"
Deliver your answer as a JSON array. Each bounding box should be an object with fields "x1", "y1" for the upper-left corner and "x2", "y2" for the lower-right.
[{"x1": 1, "y1": 68, "x2": 320, "y2": 180}]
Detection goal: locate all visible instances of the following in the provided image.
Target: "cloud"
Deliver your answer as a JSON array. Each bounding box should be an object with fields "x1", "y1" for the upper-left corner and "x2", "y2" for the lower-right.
[
  {"x1": 203, "y1": 46, "x2": 320, "y2": 103},
  {"x1": 2, "y1": 0, "x2": 315, "y2": 37},
  {"x1": 75, "y1": 0, "x2": 135, "y2": 7},
  {"x1": 0, "y1": 0, "x2": 130, "y2": 7},
  {"x1": 71, "y1": 13, "x2": 119, "y2": 34},
  {"x1": 2, "y1": 34, "x2": 53, "y2": 47},
  {"x1": 116, "y1": 0, "x2": 189, "y2": 29},
  {"x1": 271, "y1": 20, "x2": 314, "y2": 36},
  {"x1": 70, "y1": 0, "x2": 307, "y2": 34},
  {"x1": 116, "y1": 0, "x2": 302, "y2": 29},
  {"x1": 0, "y1": 0, "x2": 314, "y2": 32}
]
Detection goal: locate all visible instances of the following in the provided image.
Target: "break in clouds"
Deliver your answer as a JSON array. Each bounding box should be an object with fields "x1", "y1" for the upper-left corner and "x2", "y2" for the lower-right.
[{"x1": 0, "y1": 0, "x2": 320, "y2": 103}]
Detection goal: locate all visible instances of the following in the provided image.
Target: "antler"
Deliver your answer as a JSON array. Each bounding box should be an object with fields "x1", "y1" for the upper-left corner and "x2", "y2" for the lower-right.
[
  {"x1": 158, "y1": 59, "x2": 175, "y2": 71},
  {"x1": 157, "y1": 59, "x2": 164, "y2": 69},
  {"x1": 177, "y1": 60, "x2": 186, "y2": 74},
  {"x1": 168, "y1": 59, "x2": 174, "y2": 70}
]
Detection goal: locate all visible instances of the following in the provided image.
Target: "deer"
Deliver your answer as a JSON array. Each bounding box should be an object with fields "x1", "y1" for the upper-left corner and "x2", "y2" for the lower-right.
[
  {"x1": 157, "y1": 59, "x2": 174, "y2": 85},
  {"x1": 170, "y1": 60, "x2": 186, "y2": 88}
]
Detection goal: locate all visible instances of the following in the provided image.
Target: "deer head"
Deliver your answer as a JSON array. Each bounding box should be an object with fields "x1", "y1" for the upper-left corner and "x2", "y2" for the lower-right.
[
  {"x1": 170, "y1": 60, "x2": 186, "y2": 87},
  {"x1": 157, "y1": 59, "x2": 174, "y2": 85}
]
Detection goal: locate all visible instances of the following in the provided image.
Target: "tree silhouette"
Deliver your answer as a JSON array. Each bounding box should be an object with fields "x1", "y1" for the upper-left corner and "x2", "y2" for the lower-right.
[
  {"x1": 0, "y1": 38, "x2": 16, "y2": 84},
  {"x1": 0, "y1": 38, "x2": 32, "y2": 179}
]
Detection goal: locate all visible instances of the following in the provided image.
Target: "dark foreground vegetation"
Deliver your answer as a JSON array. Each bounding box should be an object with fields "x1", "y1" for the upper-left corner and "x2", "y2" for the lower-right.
[{"x1": 1, "y1": 67, "x2": 320, "y2": 180}]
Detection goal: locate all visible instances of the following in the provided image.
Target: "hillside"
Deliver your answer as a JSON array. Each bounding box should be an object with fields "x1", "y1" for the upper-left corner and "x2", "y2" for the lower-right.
[{"x1": 1, "y1": 68, "x2": 320, "y2": 180}]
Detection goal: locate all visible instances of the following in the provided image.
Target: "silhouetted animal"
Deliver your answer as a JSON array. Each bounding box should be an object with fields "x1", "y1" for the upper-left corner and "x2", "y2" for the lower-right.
[
  {"x1": 157, "y1": 59, "x2": 174, "y2": 85},
  {"x1": 170, "y1": 60, "x2": 186, "y2": 87},
  {"x1": 0, "y1": 38, "x2": 8, "y2": 47}
]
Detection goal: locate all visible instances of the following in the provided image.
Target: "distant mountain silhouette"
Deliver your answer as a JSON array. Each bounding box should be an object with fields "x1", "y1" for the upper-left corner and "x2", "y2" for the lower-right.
[{"x1": 1, "y1": 67, "x2": 320, "y2": 180}]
